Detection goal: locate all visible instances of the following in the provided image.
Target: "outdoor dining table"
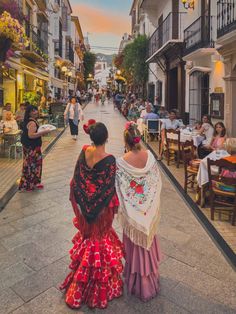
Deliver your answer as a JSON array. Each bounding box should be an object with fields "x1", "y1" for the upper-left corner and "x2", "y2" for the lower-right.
[{"x1": 2, "y1": 129, "x2": 22, "y2": 150}]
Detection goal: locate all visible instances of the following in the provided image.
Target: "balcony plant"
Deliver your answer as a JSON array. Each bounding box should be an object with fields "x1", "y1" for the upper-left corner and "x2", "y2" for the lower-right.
[
  {"x1": 23, "y1": 91, "x2": 41, "y2": 106},
  {"x1": 0, "y1": 11, "x2": 29, "y2": 62}
]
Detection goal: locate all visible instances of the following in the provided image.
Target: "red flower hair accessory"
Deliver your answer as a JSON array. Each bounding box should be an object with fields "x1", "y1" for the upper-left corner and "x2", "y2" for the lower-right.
[
  {"x1": 133, "y1": 137, "x2": 141, "y2": 144},
  {"x1": 125, "y1": 121, "x2": 136, "y2": 130},
  {"x1": 83, "y1": 119, "x2": 96, "y2": 134}
]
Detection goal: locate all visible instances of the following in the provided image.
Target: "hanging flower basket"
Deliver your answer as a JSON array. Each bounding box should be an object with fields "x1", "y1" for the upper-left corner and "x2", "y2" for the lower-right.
[
  {"x1": 0, "y1": 11, "x2": 29, "y2": 62},
  {"x1": 0, "y1": 36, "x2": 12, "y2": 62}
]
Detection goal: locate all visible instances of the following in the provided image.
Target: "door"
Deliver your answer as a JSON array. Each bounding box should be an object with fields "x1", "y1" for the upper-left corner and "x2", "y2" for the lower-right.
[{"x1": 189, "y1": 71, "x2": 210, "y2": 124}]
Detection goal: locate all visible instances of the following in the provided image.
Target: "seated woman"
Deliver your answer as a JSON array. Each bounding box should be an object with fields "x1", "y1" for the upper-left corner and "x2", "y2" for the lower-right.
[
  {"x1": 198, "y1": 121, "x2": 226, "y2": 159},
  {"x1": 4, "y1": 112, "x2": 18, "y2": 132},
  {"x1": 197, "y1": 115, "x2": 214, "y2": 159},
  {"x1": 210, "y1": 122, "x2": 226, "y2": 151}
]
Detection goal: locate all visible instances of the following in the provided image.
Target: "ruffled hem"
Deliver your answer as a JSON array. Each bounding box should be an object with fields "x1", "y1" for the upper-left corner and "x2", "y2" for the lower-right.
[
  {"x1": 60, "y1": 228, "x2": 124, "y2": 309},
  {"x1": 123, "y1": 233, "x2": 161, "y2": 301}
]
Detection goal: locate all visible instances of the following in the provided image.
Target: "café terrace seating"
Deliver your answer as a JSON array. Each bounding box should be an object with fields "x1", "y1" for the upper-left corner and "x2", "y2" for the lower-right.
[{"x1": 207, "y1": 158, "x2": 236, "y2": 225}]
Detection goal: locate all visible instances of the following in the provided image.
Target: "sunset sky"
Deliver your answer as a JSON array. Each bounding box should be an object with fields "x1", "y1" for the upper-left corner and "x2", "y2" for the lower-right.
[{"x1": 70, "y1": 0, "x2": 132, "y2": 55}]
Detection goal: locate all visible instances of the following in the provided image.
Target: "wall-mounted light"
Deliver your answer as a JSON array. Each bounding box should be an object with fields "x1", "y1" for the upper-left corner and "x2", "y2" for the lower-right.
[
  {"x1": 61, "y1": 66, "x2": 68, "y2": 72},
  {"x1": 182, "y1": 0, "x2": 194, "y2": 10}
]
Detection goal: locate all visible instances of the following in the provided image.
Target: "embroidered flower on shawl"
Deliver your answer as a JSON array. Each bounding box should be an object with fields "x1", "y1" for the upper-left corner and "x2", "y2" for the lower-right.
[
  {"x1": 130, "y1": 180, "x2": 136, "y2": 188},
  {"x1": 135, "y1": 185, "x2": 144, "y2": 194}
]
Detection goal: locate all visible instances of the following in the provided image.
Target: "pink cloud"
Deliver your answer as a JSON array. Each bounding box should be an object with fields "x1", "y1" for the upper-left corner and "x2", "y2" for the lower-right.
[{"x1": 72, "y1": 4, "x2": 131, "y2": 36}]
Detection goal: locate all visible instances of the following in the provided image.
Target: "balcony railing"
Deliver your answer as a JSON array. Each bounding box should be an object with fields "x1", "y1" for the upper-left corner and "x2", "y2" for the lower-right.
[
  {"x1": 148, "y1": 12, "x2": 186, "y2": 59},
  {"x1": 217, "y1": 0, "x2": 236, "y2": 38},
  {"x1": 184, "y1": 16, "x2": 215, "y2": 56}
]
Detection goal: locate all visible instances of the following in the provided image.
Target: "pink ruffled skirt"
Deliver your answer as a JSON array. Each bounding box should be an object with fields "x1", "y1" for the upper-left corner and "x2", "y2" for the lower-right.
[{"x1": 123, "y1": 233, "x2": 161, "y2": 302}]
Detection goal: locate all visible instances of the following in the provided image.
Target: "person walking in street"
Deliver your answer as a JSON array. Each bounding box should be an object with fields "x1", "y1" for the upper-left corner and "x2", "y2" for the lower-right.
[
  {"x1": 60, "y1": 120, "x2": 124, "y2": 309},
  {"x1": 64, "y1": 96, "x2": 84, "y2": 140},
  {"x1": 116, "y1": 121, "x2": 162, "y2": 302},
  {"x1": 19, "y1": 105, "x2": 50, "y2": 191}
]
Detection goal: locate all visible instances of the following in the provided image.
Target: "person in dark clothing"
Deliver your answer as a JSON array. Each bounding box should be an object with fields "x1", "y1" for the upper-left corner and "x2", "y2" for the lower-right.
[{"x1": 19, "y1": 105, "x2": 50, "y2": 191}]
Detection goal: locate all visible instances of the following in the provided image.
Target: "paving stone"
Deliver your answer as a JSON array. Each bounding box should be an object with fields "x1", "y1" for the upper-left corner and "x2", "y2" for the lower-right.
[
  {"x1": 0, "y1": 288, "x2": 24, "y2": 314},
  {"x1": 0, "y1": 224, "x2": 50, "y2": 250},
  {"x1": 158, "y1": 226, "x2": 191, "y2": 246},
  {"x1": 0, "y1": 262, "x2": 35, "y2": 290},
  {"x1": 160, "y1": 257, "x2": 236, "y2": 308},
  {"x1": 166, "y1": 282, "x2": 236, "y2": 313},
  {"x1": 11, "y1": 287, "x2": 79, "y2": 314},
  {"x1": 9, "y1": 208, "x2": 59, "y2": 231},
  {"x1": 0, "y1": 223, "x2": 17, "y2": 239},
  {"x1": 11, "y1": 260, "x2": 68, "y2": 301}
]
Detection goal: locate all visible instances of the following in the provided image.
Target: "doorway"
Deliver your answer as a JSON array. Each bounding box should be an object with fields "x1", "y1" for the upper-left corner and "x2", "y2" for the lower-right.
[{"x1": 189, "y1": 71, "x2": 210, "y2": 124}]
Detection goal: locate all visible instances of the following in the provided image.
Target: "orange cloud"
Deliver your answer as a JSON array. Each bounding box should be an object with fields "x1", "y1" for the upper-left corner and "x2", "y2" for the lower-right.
[{"x1": 72, "y1": 4, "x2": 130, "y2": 36}]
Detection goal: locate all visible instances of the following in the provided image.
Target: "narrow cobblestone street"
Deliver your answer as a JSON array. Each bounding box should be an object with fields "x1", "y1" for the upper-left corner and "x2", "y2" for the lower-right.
[{"x1": 0, "y1": 101, "x2": 236, "y2": 314}]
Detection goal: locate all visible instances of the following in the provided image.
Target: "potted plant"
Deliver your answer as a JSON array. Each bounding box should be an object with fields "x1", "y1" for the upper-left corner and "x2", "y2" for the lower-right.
[{"x1": 0, "y1": 11, "x2": 29, "y2": 62}]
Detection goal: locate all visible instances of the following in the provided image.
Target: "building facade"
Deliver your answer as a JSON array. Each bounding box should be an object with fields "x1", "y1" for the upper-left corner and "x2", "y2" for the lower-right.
[
  {"x1": 133, "y1": 0, "x2": 235, "y2": 136},
  {"x1": 0, "y1": 0, "x2": 85, "y2": 113}
]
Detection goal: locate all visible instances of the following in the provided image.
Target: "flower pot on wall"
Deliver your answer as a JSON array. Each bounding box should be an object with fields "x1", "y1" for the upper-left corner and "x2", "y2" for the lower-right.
[{"x1": 0, "y1": 37, "x2": 12, "y2": 62}]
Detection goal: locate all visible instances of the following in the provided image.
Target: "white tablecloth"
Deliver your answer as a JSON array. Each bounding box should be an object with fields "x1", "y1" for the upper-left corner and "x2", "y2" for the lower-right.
[{"x1": 196, "y1": 150, "x2": 230, "y2": 187}]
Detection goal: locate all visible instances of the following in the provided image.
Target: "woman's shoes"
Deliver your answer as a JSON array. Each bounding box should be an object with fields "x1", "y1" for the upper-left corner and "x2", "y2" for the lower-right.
[
  {"x1": 157, "y1": 154, "x2": 163, "y2": 161},
  {"x1": 35, "y1": 183, "x2": 44, "y2": 190},
  {"x1": 72, "y1": 135, "x2": 77, "y2": 140}
]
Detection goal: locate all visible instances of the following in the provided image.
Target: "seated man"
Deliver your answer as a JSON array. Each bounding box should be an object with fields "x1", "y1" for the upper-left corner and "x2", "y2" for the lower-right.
[
  {"x1": 143, "y1": 103, "x2": 159, "y2": 141},
  {"x1": 159, "y1": 109, "x2": 183, "y2": 159},
  {"x1": 143, "y1": 103, "x2": 159, "y2": 122}
]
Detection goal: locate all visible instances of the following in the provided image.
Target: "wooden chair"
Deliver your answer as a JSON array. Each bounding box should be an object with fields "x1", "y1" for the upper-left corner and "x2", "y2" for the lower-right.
[
  {"x1": 165, "y1": 129, "x2": 181, "y2": 168},
  {"x1": 207, "y1": 158, "x2": 236, "y2": 225},
  {"x1": 181, "y1": 140, "x2": 199, "y2": 193}
]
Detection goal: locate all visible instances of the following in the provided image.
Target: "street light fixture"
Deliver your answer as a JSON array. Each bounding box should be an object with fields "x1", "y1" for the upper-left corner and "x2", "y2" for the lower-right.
[{"x1": 182, "y1": 0, "x2": 194, "y2": 10}]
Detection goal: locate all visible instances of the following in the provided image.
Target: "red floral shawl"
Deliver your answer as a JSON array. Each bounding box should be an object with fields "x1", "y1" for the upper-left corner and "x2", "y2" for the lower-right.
[{"x1": 70, "y1": 146, "x2": 118, "y2": 224}]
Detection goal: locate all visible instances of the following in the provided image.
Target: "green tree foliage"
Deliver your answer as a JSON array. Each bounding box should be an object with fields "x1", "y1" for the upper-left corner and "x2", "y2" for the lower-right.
[
  {"x1": 122, "y1": 35, "x2": 149, "y2": 91},
  {"x1": 83, "y1": 51, "x2": 96, "y2": 79}
]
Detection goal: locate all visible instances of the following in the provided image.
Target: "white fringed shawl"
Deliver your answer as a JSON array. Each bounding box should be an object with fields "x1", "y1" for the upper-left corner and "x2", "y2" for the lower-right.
[{"x1": 116, "y1": 150, "x2": 162, "y2": 250}]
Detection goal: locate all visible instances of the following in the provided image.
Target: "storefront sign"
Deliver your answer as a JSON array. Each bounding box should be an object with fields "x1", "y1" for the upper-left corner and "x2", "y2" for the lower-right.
[{"x1": 214, "y1": 87, "x2": 223, "y2": 93}]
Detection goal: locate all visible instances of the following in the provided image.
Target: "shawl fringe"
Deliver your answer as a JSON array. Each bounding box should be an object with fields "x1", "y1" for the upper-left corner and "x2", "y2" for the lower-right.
[{"x1": 118, "y1": 211, "x2": 161, "y2": 250}]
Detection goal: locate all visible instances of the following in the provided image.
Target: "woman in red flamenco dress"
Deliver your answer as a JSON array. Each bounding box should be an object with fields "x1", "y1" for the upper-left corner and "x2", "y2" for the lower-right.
[{"x1": 60, "y1": 120, "x2": 124, "y2": 309}]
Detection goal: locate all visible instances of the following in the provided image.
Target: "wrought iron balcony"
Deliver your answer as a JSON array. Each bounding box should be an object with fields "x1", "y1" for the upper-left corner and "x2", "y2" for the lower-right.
[
  {"x1": 217, "y1": 0, "x2": 236, "y2": 38},
  {"x1": 148, "y1": 12, "x2": 186, "y2": 59},
  {"x1": 22, "y1": 28, "x2": 48, "y2": 62},
  {"x1": 184, "y1": 15, "x2": 215, "y2": 56}
]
